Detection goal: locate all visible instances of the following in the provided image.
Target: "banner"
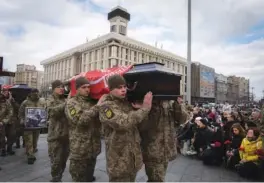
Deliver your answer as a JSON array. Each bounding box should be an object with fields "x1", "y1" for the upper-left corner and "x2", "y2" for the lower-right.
[{"x1": 70, "y1": 65, "x2": 133, "y2": 99}]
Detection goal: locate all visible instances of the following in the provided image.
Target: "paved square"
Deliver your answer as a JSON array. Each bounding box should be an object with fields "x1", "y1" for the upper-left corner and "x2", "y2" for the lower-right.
[{"x1": 0, "y1": 134, "x2": 247, "y2": 182}]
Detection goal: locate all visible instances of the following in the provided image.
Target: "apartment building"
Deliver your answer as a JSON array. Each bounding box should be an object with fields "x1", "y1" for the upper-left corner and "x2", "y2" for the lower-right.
[
  {"x1": 15, "y1": 64, "x2": 43, "y2": 90},
  {"x1": 215, "y1": 73, "x2": 228, "y2": 103},
  {"x1": 191, "y1": 62, "x2": 215, "y2": 104}
]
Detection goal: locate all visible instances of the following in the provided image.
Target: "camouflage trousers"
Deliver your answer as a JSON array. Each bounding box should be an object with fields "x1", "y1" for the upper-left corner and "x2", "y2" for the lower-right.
[
  {"x1": 23, "y1": 130, "x2": 40, "y2": 159},
  {"x1": 109, "y1": 172, "x2": 137, "y2": 182},
  {"x1": 144, "y1": 161, "x2": 168, "y2": 182},
  {"x1": 69, "y1": 158, "x2": 96, "y2": 182},
  {"x1": 48, "y1": 139, "x2": 69, "y2": 181},
  {"x1": 5, "y1": 124, "x2": 16, "y2": 149},
  {"x1": 15, "y1": 125, "x2": 24, "y2": 147},
  {"x1": 0, "y1": 125, "x2": 5, "y2": 150}
]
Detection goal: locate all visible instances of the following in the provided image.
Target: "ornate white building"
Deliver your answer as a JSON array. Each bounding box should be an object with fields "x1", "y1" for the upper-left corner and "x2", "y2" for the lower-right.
[{"x1": 40, "y1": 6, "x2": 187, "y2": 96}]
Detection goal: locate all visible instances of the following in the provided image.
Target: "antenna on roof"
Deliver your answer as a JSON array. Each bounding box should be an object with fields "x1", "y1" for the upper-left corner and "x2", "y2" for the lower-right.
[
  {"x1": 86, "y1": 37, "x2": 89, "y2": 42},
  {"x1": 161, "y1": 44, "x2": 163, "y2": 49},
  {"x1": 155, "y1": 41, "x2": 157, "y2": 47}
]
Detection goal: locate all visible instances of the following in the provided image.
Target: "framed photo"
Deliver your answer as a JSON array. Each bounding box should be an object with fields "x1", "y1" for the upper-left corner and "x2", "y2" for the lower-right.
[{"x1": 25, "y1": 107, "x2": 47, "y2": 129}]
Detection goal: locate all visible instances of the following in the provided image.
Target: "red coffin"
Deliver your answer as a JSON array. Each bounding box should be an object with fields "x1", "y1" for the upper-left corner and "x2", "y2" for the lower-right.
[{"x1": 70, "y1": 65, "x2": 133, "y2": 99}]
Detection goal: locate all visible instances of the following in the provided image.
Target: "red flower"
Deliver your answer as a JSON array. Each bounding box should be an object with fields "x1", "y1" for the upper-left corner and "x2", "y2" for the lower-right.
[
  {"x1": 239, "y1": 147, "x2": 245, "y2": 151},
  {"x1": 214, "y1": 141, "x2": 221, "y2": 147},
  {"x1": 256, "y1": 149, "x2": 264, "y2": 156},
  {"x1": 224, "y1": 140, "x2": 231, "y2": 145}
]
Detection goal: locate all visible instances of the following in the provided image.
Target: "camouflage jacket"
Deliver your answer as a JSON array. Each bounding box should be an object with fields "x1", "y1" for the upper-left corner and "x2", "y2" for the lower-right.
[
  {"x1": 0, "y1": 99, "x2": 13, "y2": 124},
  {"x1": 18, "y1": 97, "x2": 46, "y2": 122},
  {"x1": 46, "y1": 94, "x2": 69, "y2": 142},
  {"x1": 171, "y1": 101, "x2": 189, "y2": 126},
  {"x1": 9, "y1": 98, "x2": 20, "y2": 126},
  {"x1": 65, "y1": 94, "x2": 101, "y2": 160},
  {"x1": 99, "y1": 94, "x2": 150, "y2": 177},
  {"x1": 139, "y1": 101, "x2": 177, "y2": 163}
]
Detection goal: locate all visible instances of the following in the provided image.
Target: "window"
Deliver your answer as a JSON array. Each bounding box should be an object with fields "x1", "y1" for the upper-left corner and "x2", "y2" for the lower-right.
[
  {"x1": 89, "y1": 52, "x2": 92, "y2": 62},
  {"x1": 95, "y1": 50, "x2": 98, "y2": 60},
  {"x1": 119, "y1": 25, "x2": 126, "y2": 35},
  {"x1": 111, "y1": 25, "x2": 116, "y2": 32},
  {"x1": 101, "y1": 48, "x2": 104, "y2": 59},
  {"x1": 109, "y1": 46, "x2": 112, "y2": 57}
]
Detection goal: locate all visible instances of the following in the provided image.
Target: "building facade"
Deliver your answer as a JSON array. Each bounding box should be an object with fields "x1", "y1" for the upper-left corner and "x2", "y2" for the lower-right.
[
  {"x1": 40, "y1": 6, "x2": 187, "y2": 98},
  {"x1": 14, "y1": 64, "x2": 43, "y2": 90},
  {"x1": 226, "y1": 76, "x2": 239, "y2": 104},
  {"x1": 191, "y1": 62, "x2": 215, "y2": 104},
  {"x1": 215, "y1": 73, "x2": 228, "y2": 103},
  {"x1": 238, "y1": 77, "x2": 250, "y2": 102}
]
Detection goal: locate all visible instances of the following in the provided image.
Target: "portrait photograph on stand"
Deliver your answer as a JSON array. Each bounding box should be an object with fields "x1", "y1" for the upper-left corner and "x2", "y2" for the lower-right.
[{"x1": 25, "y1": 107, "x2": 47, "y2": 129}]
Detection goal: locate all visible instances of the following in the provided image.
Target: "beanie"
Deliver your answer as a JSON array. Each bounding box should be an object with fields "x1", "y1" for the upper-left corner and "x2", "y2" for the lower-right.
[
  {"x1": 107, "y1": 74, "x2": 126, "y2": 90},
  {"x1": 52, "y1": 80, "x2": 63, "y2": 90},
  {"x1": 200, "y1": 118, "x2": 208, "y2": 126},
  {"x1": 31, "y1": 88, "x2": 39, "y2": 93},
  {"x1": 76, "y1": 77, "x2": 90, "y2": 89}
]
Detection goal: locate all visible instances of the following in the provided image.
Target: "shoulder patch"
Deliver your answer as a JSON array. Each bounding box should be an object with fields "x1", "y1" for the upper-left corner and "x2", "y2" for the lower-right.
[
  {"x1": 104, "y1": 107, "x2": 114, "y2": 119},
  {"x1": 70, "y1": 108, "x2": 77, "y2": 116}
]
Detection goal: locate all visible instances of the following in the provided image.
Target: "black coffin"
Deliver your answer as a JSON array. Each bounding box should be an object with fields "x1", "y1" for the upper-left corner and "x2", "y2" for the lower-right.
[
  {"x1": 10, "y1": 84, "x2": 32, "y2": 104},
  {"x1": 124, "y1": 62, "x2": 182, "y2": 101}
]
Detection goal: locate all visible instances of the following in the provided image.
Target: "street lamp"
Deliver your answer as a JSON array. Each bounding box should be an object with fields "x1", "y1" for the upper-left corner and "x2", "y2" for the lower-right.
[{"x1": 186, "y1": 0, "x2": 192, "y2": 104}]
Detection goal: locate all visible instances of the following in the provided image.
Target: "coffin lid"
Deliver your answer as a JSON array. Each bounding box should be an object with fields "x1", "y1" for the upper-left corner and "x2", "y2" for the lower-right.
[
  {"x1": 124, "y1": 62, "x2": 182, "y2": 77},
  {"x1": 10, "y1": 84, "x2": 32, "y2": 90}
]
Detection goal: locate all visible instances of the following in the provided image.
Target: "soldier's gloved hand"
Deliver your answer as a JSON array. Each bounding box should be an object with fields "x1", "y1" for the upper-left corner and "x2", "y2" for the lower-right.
[{"x1": 20, "y1": 119, "x2": 24, "y2": 125}]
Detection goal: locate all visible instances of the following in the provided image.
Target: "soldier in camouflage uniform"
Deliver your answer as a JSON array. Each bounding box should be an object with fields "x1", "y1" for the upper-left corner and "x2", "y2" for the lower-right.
[
  {"x1": 138, "y1": 100, "x2": 177, "y2": 182},
  {"x1": 65, "y1": 77, "x2": 101, "y2": 182},
  {"x1": 0, "y1": 93, "x2": 12, "y2": 170},
  {"x1": 173, "y1": 96, "x2": 189, "y2": 127},
  {"x1": 18, "y1": 88, "x2": 46, "y2": 164},
  {"x1": 46, "y1": 80, "x2": 69, "y2": 182},
  {"x1": 0, "y1": 93, "x2": 13, "y2": 157},
  {"x1": 98, "y1": 75, "x2": 152, "y2": 182},
  {"x1": 2, "y1": 88, "x2": 16, "y2": 155}
]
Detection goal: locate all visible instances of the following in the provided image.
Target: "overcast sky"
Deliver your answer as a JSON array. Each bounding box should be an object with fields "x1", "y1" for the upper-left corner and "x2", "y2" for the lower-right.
[{"x1": 1, "y1": 0, "x2": 264, "y2": 98}]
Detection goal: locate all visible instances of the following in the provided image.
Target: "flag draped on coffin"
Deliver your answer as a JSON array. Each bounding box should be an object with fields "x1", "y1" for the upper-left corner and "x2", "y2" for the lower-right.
[
  {"x1": 70, "y1": 65, "x2": 133, "y2": 99},
  {"x1": 2, "y1": 85, "x2": 13, "y2": 90}
]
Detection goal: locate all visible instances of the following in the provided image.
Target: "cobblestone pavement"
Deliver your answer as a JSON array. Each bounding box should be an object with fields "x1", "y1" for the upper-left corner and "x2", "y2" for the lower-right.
[{"x1": 0, "y1": 134, "x2": 248, "y2": 182}]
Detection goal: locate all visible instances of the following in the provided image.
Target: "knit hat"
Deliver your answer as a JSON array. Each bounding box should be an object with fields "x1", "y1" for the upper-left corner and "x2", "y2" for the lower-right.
[
  {"x1": 107, "y1": 74, "x2": 126, "y2": 90},
  {"x1": 76, "y1": 77, "x2": 90, "y2": 89},
  {"x1": 51, "y1": 80, "x2": 63, "y2": 90},
  {"x1": 31, "y1": 88, "x2": 39, "y2": 93},
  {"x1": 200, "y1": 118, "x2": 208, "y2": 126}
]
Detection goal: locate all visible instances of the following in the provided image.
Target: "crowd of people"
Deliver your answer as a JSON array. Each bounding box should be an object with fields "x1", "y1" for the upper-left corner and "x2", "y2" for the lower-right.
[
  {"x1": 0, "y1": 75, "x2": 264, "y2": 182},
  {"x1": 177, "y1": 103, "x2": 264, "y2": 180},
  {"x1": 0, "y1": 75, "x2": 187, "y2": 182}
]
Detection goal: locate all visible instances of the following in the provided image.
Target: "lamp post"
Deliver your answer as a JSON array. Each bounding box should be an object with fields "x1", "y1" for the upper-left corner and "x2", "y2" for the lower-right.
[{"x1": 186, "y1": 0, "x2": 192, "y2": 104}]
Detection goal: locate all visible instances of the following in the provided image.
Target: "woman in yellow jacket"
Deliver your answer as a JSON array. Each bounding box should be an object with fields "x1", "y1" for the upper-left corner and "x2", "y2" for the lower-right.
[{"x1": 237, "y1": 128, "x2": 262, "y2": 180}]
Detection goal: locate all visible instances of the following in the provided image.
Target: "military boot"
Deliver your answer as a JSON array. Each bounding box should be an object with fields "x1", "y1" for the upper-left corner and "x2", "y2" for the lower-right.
[
  {"x1": 50, "y1": 178, "x2": 62, "y2": 182},
  {"x1": 1, "y1": 149, "x2": 6, "y2": 157},
  {"x1": 7, "y1": 145, "x2": 15, "y2": 155},
  {"x1": 87, "y1": 176, "x2": 96, "y2": 182},
  {"x1": 27, "y1": 157, "x2": 35, "y2": 165}
]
